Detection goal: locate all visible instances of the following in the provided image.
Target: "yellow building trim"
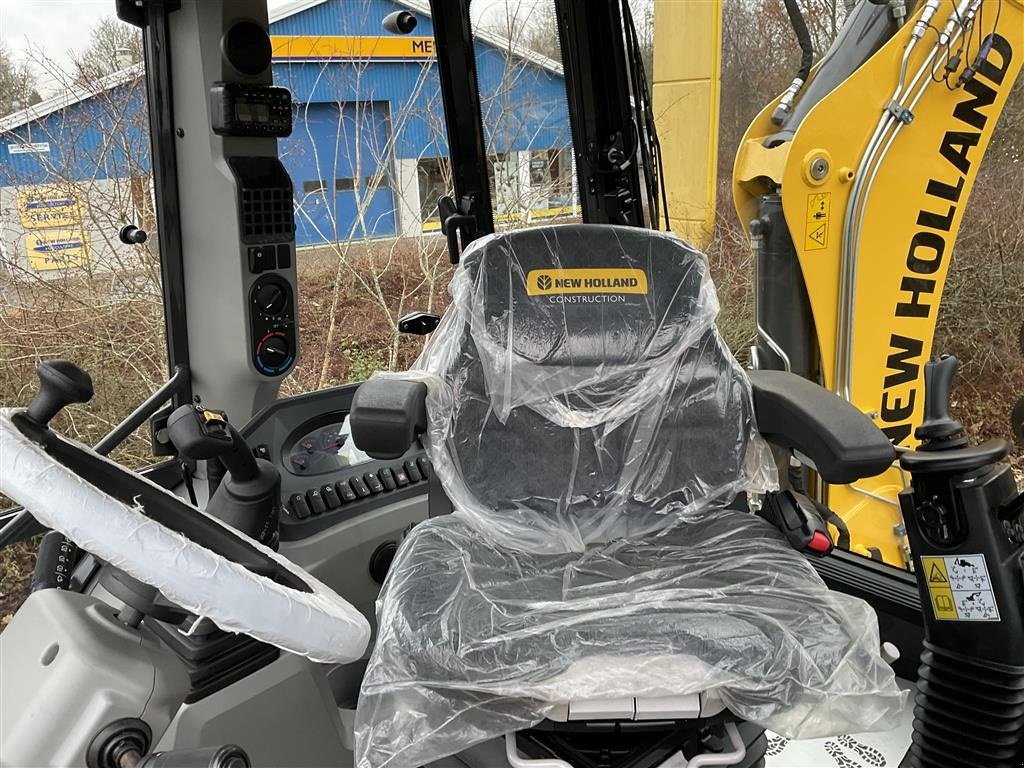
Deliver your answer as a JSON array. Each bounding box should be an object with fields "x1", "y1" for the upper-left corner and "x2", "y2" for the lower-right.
[{"x1": 271, "y1": 35, "x2": 437, "y2": 61}]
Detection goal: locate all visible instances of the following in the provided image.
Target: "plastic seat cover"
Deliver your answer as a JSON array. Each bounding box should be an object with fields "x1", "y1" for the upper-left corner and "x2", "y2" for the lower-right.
[{"x1": 354, "y1": 225, "x2": 907, "y2": 768}]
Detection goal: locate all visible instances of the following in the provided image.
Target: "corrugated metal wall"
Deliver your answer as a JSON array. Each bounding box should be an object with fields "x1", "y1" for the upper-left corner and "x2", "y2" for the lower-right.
[{"x1": 0, "y1": 82, "x2": 150, "y2": 187}]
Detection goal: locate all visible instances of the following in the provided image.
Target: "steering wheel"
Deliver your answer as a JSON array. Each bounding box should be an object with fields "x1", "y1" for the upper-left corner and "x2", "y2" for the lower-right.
[{"x1": 0, "y1": 361, "x2": 370, "y2": 665}]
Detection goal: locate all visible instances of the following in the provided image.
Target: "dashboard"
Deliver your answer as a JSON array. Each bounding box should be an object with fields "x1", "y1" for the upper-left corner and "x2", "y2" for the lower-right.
[{"x1": 241, "y1": 383, "x2": 429, "y2": 542}]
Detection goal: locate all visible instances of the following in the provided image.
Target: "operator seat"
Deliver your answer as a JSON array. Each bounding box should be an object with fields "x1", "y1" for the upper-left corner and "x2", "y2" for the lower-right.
[{"x1": 351, "y1": 225, "x2": 905, "y2": 768}]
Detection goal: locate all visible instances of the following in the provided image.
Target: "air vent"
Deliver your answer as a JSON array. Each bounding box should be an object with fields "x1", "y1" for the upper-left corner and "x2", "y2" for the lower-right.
[{"x1": 228, "y1": 157, "x2": 296, "y2": 244}]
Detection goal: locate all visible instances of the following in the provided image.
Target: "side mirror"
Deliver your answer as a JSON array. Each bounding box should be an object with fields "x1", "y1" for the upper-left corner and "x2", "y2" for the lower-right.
[
  {"x1": 383, "y1": 10, "x2": 417, "y2": 35},
  {"x1": 398, "y1": 311, "x2": 441, "y2": 336}
]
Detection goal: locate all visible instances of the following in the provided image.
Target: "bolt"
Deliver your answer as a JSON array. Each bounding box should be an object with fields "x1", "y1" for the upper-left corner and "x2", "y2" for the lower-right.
[
  {"x1": 176, "y1": 128, "x2": 185, "y2": 138},
  {"x1": 810, "y1": 157, "x2": 830, "y2": 181}
]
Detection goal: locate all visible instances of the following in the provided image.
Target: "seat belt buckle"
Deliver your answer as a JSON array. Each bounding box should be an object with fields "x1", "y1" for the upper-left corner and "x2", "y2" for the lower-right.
[{"x1": 758, "y1": 490, "x2": 834, "y2": 557}]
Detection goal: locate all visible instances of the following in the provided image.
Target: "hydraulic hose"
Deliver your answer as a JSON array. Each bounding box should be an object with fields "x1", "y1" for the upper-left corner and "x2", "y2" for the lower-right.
[
  {"x1": 782, "y1": 0, "x2": 815, "y2": 83},
  {"x1": 773, "y1": 0, "x2": 816, "y2": 124}
]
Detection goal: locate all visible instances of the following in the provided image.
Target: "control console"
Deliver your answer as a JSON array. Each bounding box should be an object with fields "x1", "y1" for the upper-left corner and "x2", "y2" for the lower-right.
[{"x1": 241, "y1": 384, "x2": 428, "y2": 541}]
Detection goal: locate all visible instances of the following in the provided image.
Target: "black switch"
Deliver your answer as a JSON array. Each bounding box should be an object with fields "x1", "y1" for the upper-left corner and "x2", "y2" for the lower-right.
[
  {"x1": 336, "y1": 480, "x2": 357, "y2": 503},
  {"x1": 276, "y1": 243, "x2": 292, "y2": 269},
  {"x1": 393, "y1": 467, "x2": 410, "y2": 487},
  {"x1": 378, "y1": 467, "x2": 397, "y2": 491},
  {"x1": 417, "y1": 457, "x2": 431, "y2": 479},
  {"x1": 321, "y1": 484, "x2": 341, "y2": 509},
  {"x1": 254, "y1": 443, "x2": 271, "y2": 460},
  {"x1": 364, "y1": 472, "x2": 384, "y2": 494},
  {"x1": 404, "y1": 459, "x2": 422, "y2": 483},
  {"x1": 248, "y1": 245, "x2": 276, "y2": 273},
  {"x1": 350, "y1": 476, "x2": 371, "y2": 498},
  {"x1": 306, "y1": 488, "x2": 327, "y2": 515},
  {"x1": 288, "y1": 493, "x2": 311, "y2": 520}
]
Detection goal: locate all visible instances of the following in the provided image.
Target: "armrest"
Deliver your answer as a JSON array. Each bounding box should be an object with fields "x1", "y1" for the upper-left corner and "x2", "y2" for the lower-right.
[
  {"x1": 350, "y1": 378, "x2": 427, "y2": 460},
  {"x1": 747, "y1": 370, "x2": 895, "y2": 484}
]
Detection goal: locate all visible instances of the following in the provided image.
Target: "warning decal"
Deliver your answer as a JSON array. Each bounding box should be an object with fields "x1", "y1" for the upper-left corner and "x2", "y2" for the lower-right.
[
  {"x1": 804, "y1": 192, "x2": 831, "y2": 251},
  {"x1": 921, "y1": 554, "x2": 1000, "y2": 622}
]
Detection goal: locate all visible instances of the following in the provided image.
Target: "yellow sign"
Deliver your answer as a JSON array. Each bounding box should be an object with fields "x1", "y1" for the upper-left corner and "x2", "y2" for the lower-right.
[
  {"x1": 804, "y1": 192, "x2": 830, "y2": 251},
  {"x1": 921, "y1": 555, "x2": 1000, "y2": 622},
  {"x1": 271, "y1": 36, "x2": 436, "y2": 61},
  {"x1": 921, "y1": 556, "x2": 958, "y2": 620},
  {"x1": 17, "y1": 187, "x2": 83, "y2": 229},
  {"x1": 25, "y1": 229, "x2": 91, "y2": 271},
  {"x1": 526, "y1": 268, "x2": 649, "y2": 296}
]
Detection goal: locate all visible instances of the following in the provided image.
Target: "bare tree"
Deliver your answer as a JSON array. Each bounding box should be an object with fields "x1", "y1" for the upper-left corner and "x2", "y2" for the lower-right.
[
  {"x1": 74, "y1": 17, "x2": 144, "y2": 84},
  {"x1": 0, "y1": 43, "x2": 42, "y2": 115}
]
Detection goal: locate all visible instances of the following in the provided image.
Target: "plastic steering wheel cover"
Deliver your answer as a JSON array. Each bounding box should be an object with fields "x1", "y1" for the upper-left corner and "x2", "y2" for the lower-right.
[{"x1": 0, "y1": 409, "x2": 370, "y2": 664}]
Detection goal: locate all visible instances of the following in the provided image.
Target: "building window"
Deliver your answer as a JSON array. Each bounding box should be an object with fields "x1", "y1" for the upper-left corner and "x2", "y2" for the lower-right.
[
  {"x1": 334, "y1": 178, "x2": 354, "y2": 192},
  {"x1": 417, "y1": 157, "x2": 451, "y2": 222},
  {"x1": 365, "y1": 174, "x2": 390, "y2": 191},
  {"x1": 302, "y1": 179, "x2": 327, "y2": 194}
]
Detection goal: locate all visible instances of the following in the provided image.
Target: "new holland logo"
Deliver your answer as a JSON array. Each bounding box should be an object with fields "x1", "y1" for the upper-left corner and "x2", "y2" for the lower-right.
[{"x1": 526, "y1": 268, "x2": 648, "y2": 298}]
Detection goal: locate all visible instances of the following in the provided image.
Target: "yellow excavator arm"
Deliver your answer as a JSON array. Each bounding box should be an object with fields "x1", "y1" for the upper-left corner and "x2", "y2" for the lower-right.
[{"x1": 655, "y1": 0, "x2": 1023, "y2": 567}]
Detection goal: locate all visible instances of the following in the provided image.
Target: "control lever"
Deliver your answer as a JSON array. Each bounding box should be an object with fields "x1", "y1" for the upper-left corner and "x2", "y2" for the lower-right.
[
  {"x1": 166, "y1": 405, "x2": 281, "y2": 547},
  {"x1": 914, "y1": 355, "x2": 966, "y2": 449},
  {"x1": 898, "y1": 353, "x2": 1024, "y2": 767},
  {"x1": 30, "y1": 530, "x2": 79, "y2": 592},
  {"x1": 22, "y1": 359, "x2": 94, "y2": 429},
  {"x1": 167, "y1": 406, "x2": 259, "y2": 482}
]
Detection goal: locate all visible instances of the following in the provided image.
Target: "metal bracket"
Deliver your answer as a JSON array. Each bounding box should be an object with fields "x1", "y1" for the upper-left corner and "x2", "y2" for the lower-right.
[{"x1": 885, "y1": 100, "x2": 914, "y2": 125}]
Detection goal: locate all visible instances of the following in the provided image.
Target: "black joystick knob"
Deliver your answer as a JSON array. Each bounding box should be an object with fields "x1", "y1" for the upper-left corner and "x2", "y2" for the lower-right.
[
  {"x1": 25, "y1": 360, "x2": 94, "y2": 427},
  {"x1": 915, "y1": 355, "x2": 966, "y2": 450}
]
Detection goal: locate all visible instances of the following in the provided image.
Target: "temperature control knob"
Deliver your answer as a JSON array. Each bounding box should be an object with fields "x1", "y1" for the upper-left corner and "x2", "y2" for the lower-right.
[{"x1": 254, "y1": 332, "x2": 292, "y2": 375}]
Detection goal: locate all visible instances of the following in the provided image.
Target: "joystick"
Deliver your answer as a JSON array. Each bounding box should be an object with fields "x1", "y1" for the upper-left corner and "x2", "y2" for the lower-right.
[
  {"x1": 915, "y1": 355, "x2": 967, "y2": 450},
  {"x1": 24, "y1": 360, "x2": 94, "y2": 427}
]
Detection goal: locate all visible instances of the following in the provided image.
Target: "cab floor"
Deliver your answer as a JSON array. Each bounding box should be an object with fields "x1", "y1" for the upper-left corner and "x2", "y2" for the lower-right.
[{"x1": 764, "y1": 681, "x2": 914, "y2": 768}]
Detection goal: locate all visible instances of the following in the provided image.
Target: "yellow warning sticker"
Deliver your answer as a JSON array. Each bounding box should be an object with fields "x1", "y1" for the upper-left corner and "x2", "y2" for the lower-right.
[
  {"x1": 921, "y1": 554, "x2": 1000, "y2": 622},
  {"x1": 526, "y1": 268, "x2": 648, "y2": 296},
  {"x1": 804, "y1": 192, "x2": 831, "y2": 251}
]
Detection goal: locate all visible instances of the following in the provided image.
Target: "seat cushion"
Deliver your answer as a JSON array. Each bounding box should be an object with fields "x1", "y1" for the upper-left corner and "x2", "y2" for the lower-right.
[{"x1": 355, "y1": 511, "x2": 907, "y2": 768}]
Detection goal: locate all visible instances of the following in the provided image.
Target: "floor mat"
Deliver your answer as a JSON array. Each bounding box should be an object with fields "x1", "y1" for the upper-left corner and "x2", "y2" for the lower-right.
[{"x1": 764, "y1": 683, "x2": 914, "y2": 767}]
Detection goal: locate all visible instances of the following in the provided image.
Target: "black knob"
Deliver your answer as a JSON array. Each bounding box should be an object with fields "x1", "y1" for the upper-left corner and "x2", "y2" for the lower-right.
[
  {"x1": 119, "y1": 224, "x2": 148, "y2": 245},
  {"x1": 255, "y1": 334, "x2": 291, "y2": 374},
  {"x1": 25, "y1": 360, "x2": 94, "y2": 427},
  {"x1": 254, "y1": 281, "x2": 288, "y2": 316},
  {"x1": 915, "y1": 355, "x2": 966, "y2": 449}
]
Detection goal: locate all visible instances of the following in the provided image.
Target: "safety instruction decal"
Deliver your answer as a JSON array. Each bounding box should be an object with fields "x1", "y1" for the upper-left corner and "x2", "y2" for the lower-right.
[
  {"x1": 804, "y1": 192, "x2": 831, "y2": 251},
  {"x1": 921, "y1": 554, "x2": 1000, "y2": 622}
]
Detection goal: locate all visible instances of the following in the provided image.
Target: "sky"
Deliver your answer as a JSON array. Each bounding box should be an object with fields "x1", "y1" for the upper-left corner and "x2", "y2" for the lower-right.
[{"x1": 0, "y1": 0, "x2": 294, "y2": 95}]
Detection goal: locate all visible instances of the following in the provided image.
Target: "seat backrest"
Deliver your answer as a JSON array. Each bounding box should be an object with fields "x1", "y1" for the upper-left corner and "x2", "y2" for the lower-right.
[{"x1": 415, "y1": 224, "x2": 770, "y2": 551}]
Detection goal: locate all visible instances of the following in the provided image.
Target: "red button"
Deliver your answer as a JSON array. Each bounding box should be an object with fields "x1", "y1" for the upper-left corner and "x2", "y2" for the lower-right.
[{"x1": 808, "y1": 531, "x2": 832, "y2": 554}]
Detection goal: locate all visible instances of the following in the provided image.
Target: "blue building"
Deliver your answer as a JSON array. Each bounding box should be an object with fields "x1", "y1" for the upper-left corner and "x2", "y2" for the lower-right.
[{"x1": 0, "y1": 0, "x2": 574, "y2": 273}]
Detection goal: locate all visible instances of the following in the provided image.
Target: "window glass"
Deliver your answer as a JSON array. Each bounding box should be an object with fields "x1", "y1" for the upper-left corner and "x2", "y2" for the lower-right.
[
  {"x1": 470, "y1": 0, "x2": 577, "y2": 232},
  {"x1": 272, "y1": 6, "x2": 453, "y2": 391},
  {"x1": 0, "y1": 11, "x2": 160, "y2": 616}
]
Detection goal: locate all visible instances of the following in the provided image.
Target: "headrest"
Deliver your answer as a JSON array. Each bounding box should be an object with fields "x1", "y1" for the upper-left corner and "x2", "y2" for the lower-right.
[{"x1": 459, "y1": 225, "x2": 713, "y2": 368}]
